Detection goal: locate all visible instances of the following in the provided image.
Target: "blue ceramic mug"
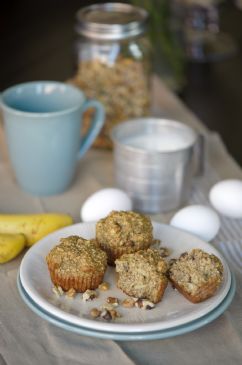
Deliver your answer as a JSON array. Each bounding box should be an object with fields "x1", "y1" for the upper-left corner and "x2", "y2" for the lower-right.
[{"x1": 0, "y1": 81, "x2": 105, "y2": 195}]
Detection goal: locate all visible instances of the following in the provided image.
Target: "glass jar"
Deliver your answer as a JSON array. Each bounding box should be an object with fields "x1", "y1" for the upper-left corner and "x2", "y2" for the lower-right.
[
  {"x1": 73, "y1": 3, "x2": 151, "y2": 149},
  {"x1": 178, "y1": 0, "x2": 237, "y2": 62}
]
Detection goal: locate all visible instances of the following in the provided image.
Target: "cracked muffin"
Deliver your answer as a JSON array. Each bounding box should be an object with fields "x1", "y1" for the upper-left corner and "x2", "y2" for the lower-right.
[
  {"x1": 46, "y1": 235, "x2": 107, "y2": 292},
  {"x1": 168, "y1": 249, "x2": 223, "y2": 303},
  {"x1": 96, "y1": 211, "x2": 154, "y2": 265},
  {"x1": 115, "y1": 249, "x2": 168, "y2": 303}
]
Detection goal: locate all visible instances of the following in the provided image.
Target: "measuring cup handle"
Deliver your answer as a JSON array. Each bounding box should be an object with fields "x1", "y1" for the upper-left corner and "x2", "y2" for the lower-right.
[
  {"x1": 194, "y1": 134, "x2": 205, "y2": 177},
  {"x1": 78, "y1": 99, "x2": 105, "y2": 159}
]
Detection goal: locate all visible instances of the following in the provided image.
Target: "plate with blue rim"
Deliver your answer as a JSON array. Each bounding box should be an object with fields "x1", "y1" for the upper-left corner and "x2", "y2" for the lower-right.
[
  {"x1": 19, "y1": 222, "x2": 233, "y2": 334},
  {"x1": 18, "y1": 271, "x2": 235, "y2": 341}
]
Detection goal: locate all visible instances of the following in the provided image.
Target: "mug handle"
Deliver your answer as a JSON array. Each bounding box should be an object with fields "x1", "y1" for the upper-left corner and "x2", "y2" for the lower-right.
[{"x1": 78, "y1": 99, "x2": 105, "y2": 159}]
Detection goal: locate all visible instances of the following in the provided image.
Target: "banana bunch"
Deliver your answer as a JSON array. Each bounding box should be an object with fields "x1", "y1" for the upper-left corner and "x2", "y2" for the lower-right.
[{"x1": 0, "y1": 213, "x2": 73, "y2": 264}]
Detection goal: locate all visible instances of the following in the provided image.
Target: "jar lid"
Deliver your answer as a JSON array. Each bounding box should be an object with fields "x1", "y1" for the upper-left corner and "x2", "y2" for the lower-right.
[{"x1": 75, "y1": 2, "x2": 148, "y2": 40}]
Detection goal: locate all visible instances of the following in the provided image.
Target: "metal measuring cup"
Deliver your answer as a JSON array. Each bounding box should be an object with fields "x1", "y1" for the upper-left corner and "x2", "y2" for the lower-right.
[{"x1": 111, "y1": 118, "x2": 204, "y2": 214}]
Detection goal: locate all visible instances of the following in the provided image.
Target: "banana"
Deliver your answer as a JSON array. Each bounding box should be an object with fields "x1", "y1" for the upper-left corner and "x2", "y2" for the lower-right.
[
  {"x1": 0, "y1": 213, "x2": 73, "y2": 247},
  {"x1": 0, "y1": 233, "x2": 26, "y2": 263}
]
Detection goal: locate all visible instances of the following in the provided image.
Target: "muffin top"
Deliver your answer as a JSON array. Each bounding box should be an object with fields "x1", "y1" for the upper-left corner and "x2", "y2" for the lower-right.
[
  {"x1": 96, "y1": 211, "x2": 153, "y2": 248},
  {"x1": 116, "y1": 248, "x2": 168, "y2": 276},
  {"x1": 168, "y1": 249, "x2": 223, "y2": 295},
  {"x1": 46, "y1": 235, "x2": 107, "y2": 275}
]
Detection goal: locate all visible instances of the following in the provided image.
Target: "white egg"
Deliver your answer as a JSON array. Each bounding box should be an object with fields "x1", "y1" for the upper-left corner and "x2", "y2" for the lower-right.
[
  {"x1": 209, "y1": 179, "x2": 242, "y2": 218},
  {"x1": 81, "y1": 188, "x2": 132, "y2": 222},
  {"x1": 170, "y1": 205, "x2": 220, "y2": 242}
]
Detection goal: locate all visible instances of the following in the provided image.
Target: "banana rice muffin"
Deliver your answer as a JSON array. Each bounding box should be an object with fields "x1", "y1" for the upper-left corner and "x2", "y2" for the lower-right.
[
  {"x1": 115, "y1": 249, "x2": 168, "y2": 303},
  {"x1": 96, "y1": 210, "x2": 154, "y2": 265},
  {"x1": 168, "y1": 248, "x2": 223, "y2": 303},
  {"x1": 46, "y1": 235, "x2": 107, "y2": 292}
]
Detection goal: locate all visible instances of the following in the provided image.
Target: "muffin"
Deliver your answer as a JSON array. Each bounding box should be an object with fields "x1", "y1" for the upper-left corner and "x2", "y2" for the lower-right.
[
  {"x1": 168, "y1": 249, "x2": 223, "y2": 303},
  {"x1": 96, "y1": 210, "x2": 154, "y2": 265},
  {"x1": 46, "y1": 235, "x2": 107, "y2": 292},
  {"x1": 115, "y1": 249, "x2": 168, "y2": 303}
]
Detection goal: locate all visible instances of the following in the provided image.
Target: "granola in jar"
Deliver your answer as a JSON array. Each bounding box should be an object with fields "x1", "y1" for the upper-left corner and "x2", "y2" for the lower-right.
[{"x1": 73, "y1": 3, "x2": 151, "y2": 148}]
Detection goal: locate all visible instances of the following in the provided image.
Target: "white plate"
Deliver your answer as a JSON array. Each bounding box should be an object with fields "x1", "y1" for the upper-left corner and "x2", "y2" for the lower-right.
[
  {"x1": 20, "y1": 222, "x2": 231, "y2": 334},
  {"x1": 17, "y1": 272, "x2": 236, "y2": 341}
]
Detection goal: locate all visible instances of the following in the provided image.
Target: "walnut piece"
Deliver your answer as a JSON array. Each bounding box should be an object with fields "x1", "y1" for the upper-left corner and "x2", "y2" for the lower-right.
[
  {"x1": 82, "y1": 289, "x2": 98, "y2": 302},
  {"x1": 66, "y1": 288, "x2": 76, "y2": 298},
  {"x1": 121, "y1": 298, "x2": 136, "y2": 308},
  {"x1": 90, "y1": 308, "x2": 101, "y2": 319},
  {"x1": 98, "y1": 282, "x2": 110, "y2": 291},
  {"x1": 100, "y1": 309, "x2": 121, "y2": 320},
  {"x1": 106, "y1": 297, "x2": 119, "y2": 306},
  {"x1": 52, "y1": 286, "x2": 64, "y2": 297},
  {"x1": 135, "y1": 299, "x2": 155, "y2": 310}
]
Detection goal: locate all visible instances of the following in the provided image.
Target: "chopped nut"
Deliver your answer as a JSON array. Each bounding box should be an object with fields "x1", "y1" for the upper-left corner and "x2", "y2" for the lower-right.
[
  {"x1": 82, "y1": 289, "x2": 98, "y2": 302},
  {"x1": 106, "y1": 297, "x2": 119, "y2": 306},
  {"x1": 52, "y1": 286, "x2": 64, "y2": 297},
  {"x1": 90, "y1": 308, "x2": 101, "y2": 319},
  {"x1": 135, "y1": 299, "x2": 143, "y2": 308},
  {"x1": 101, "y1": 303, "x2": 116, "y2": 311},
  {"x1": 98, "y1": 282, "x2": 110, "y2": 291},
  {"x1": 100, "y1": 309, "x2": 112, "y2": 321},
  {"x1": 66, "y1": 288, "x2": 76, "y2": 298},
  {"x1": 135, "y1": 299, "x2": 155, "y2": 310},
  {"x1": 109, "y1": 309, "x2": 122, "y2": 319},
  {"x1": 121, "y1": 298, "x2": 136, "y2": 308},
  {"x1": 100, "y1": 309, "x2": 121, "y2": 320}
]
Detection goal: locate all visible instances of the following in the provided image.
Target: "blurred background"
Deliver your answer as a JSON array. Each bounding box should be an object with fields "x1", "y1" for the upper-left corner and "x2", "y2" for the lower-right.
[{"x1": 1, "y1": 0, "x2": 242, "y2": 163}]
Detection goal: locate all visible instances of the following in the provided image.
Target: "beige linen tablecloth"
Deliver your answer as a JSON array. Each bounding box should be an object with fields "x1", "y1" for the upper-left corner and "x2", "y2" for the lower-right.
[{"x1": 0, "y1": 77, "x2": 242, "y2": 365}]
